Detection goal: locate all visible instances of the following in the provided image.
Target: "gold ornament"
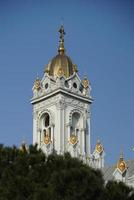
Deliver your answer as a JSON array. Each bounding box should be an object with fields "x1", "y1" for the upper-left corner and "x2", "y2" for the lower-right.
[
  {"x1": 44, "y1": 134, "x2": 51, "y2": 145},
  {"x1": 82, "y1": 77, "x2": 89, "y2": 89},
  {"x1": 34, "y1": 78, "x2": 41, "y2": 91},
  {"x1": 57, "y1": 67, "x2": 64, "y2": 76},
  {"x1": 73, "y1": 64, "x2": 78, "y2": 73},
  {"x1": 117, "y1": 152, "x2": 127, "y2": 173},
  {"x1": 117, "y1": 160, "x2": 126, "y2": 173},
  {"x1": 95, "y1": 141, "x2": 103, "y2": 154},
  {"x1": 70, "y1": 135, "x2": 78, "y2": 145}
]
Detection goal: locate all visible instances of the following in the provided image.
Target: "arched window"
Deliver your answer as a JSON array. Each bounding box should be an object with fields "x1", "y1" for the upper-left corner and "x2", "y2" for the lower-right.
[
  {"x1": 44, "y1": 113, "x2": 50, "y2": 127},
  {"x1": 72, "y1": 112, "x2": 80, "y2": 129},
  {"x1": 71, "y1": 112, "x2": 80, "y2": 135},
  {"x1": 41, "y1": 113, "x2": 51, "y2": 145}
]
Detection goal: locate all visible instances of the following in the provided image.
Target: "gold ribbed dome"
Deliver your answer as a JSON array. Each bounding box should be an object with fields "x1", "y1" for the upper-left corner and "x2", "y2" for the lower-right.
[
  {"x1": 45, "y1": 25, "x2": 75, "y2": 78},
  {"x1": 47, "y1": 54, "x2": 74, "y2": 78}
]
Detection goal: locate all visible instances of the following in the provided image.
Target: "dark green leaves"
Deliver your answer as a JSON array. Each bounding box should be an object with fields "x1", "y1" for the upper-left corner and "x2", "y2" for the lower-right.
[{"x1": 0, "y1": 144, "x2": 133, "y2": 200}]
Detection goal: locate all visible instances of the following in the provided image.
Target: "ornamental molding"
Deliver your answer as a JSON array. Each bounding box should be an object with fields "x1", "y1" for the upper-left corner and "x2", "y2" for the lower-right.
[
  {"x1": 65, "y1": 98, "x2": 86, "y2": 109},
  {"x1": 69, "y1": 109, "x2": 84, "y2": 123},
  {"x1": 31, "y1": 88, "x2": 92, "y2": 105},
  {"x1": 34, "y1": 95, "x2": 60, "y2": 110},
  {"x1": 56, "y1": 100, "x2": 66, "y2": 110},
  {"x1": 33, "y1": 96, "x2": 89, "y2": 113}
]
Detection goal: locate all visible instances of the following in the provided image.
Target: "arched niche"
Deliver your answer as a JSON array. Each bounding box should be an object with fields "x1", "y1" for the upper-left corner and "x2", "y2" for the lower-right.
[
  {"x1": 72, "y1": 112, "x2": 80, "y2": 131},
  {"x1": 69, "y1": 110, "x2": 83, "y2": 137},
  {"x1": 38, "y1": 110, "x2": 54, "y2": 145}
]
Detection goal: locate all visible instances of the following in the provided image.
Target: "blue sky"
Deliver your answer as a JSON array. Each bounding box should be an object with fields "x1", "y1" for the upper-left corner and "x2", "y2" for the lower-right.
[{"x1": 0, "y1": 0, "x2": 134, "y2": 164}]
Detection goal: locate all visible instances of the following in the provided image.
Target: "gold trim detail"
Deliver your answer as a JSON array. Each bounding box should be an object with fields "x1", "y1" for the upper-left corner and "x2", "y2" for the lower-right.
[
  {"x1": 44, "y1": 135, "x2": 51, "y2": 145},
  {"x1": 70, "y1": 135, "x2": 78, "y2": 145},
  {"x1": 117, "y1": 152, "x2": 127, "y2": 173},
  {"x1": 117, "y1": 160, "x2": 127, "y2": 173},
  {"x1": 95, "y1": 141, "x2": 103, "y2": 154},
  {"x1": 57, "y1": 67, "x2": 64, "y2": 76}
]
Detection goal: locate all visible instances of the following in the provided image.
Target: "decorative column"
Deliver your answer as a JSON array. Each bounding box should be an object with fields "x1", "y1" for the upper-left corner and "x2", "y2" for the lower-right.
[
  {"x1": 66, "y1": 123, "x2": 71, "y2": 152},
  {"x1": 51, "y1": 124, "x2": 55, "y2": 152},
  {"x1": 86, "y1": 117, "x2": 91, "y2": 155},
  {"x1": 38, "y1": 129, "x2": 41, "y2": 146},
  {"x1": 33, "y1": 110, "x2": 37, "y2": 145},
  {"x1": 81, "y1": 128, "x2": 85, "y2": 158},
  {"x1": 56, "y1": 96, "x2": 65, "y2": 154}
]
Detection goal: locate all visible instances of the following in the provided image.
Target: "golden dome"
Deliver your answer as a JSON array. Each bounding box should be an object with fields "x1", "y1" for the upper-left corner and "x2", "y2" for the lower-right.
[
  {"x1": 45, "y1": 25, "x2": 76, "y2": 78},
  {"x1": 47, "y1": 54, "x2": 74, "y2": 78},
  {"x1": 95, "y1": 140, "x2": 103, "y2": 154}
]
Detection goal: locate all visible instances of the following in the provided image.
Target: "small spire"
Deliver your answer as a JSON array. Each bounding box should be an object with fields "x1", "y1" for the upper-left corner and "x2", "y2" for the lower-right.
[
  {"x1": 58, "y1": 25, "x2": 65, "y2": 55},
  {"x1": 119, "y1": 148, "x2": 124, "y2": 161}
]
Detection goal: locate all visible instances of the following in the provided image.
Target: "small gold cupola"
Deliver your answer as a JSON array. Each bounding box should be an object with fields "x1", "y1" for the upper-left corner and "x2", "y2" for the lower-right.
[
  {"x1": 45, "y1": 25, "x2": 76, "y2": 78},
  {"x1": 82, "y1": 76, "x2": 89, "y2": 89},
  {"x1": 34, "y1": 76, "x2": 41, "y2": 91},
  {"x1": 95, "y1": 140, "x2": 104, "y2": 154},
  {"x1": 117, "y1": 151, "x2": 127, "y2": 173}
]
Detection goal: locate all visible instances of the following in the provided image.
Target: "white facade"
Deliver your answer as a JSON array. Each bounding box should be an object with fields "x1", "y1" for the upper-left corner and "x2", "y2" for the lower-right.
[
  {"x1": 30, "y1": 25, "x2": 106, "y2": 167},
  {"x1": 31, "y1": 70, "x2": 92, "y2": 161}
]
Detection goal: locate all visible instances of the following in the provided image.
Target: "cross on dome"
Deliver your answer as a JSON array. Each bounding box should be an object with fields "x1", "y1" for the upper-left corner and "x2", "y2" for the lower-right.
[{"x1": 58, "y1": 25, "x2": 66, "y2": 54}]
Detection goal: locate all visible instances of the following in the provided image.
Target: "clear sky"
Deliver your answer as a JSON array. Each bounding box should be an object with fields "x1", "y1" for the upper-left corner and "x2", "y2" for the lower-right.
[{"x1": 0, "y1": 0, "x2": 134, "y2": 165}]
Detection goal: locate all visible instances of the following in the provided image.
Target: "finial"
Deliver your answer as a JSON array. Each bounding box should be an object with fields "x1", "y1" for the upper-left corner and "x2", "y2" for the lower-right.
[
  {"x1": 58, "y1": 25, "x2": 66, "y2": 54},
  {"x1": 34, "y1": 75, "x2": 41, "y2": 91},
  {"x1": 117, "y1": 148, "x2": 127, "y2": 173},
  {"x1": 119, "y1": 147, "x2": 124, "y2": 161},
  {"x1": 82, "y1": 75, "x2": 89, "y2": 89}
]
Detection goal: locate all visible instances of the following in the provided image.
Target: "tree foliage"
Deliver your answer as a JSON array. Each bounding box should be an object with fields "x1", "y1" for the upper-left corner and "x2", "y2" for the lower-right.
[{"x1": 0, "y1": 144, "x2": 133, "y2": 200}]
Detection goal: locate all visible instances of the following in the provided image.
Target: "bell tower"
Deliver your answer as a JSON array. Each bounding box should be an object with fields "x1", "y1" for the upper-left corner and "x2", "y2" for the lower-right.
[{"x1": 31, "y1": 26, "x2": 93, "y2": 161}]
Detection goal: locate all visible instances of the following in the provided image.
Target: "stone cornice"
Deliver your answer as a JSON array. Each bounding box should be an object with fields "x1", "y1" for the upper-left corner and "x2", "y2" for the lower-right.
[{"x1": 31, "y1": 87, "x2": 93, "y2": 105}]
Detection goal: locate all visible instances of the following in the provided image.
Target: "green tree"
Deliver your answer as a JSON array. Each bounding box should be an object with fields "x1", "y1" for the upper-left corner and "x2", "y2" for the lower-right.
[
  {"x1": 0, "y1": 144, "x2": 133, "y2": 200},
  {"x1": 101, "y1": 180, "x2": 134, "y2": 200}
]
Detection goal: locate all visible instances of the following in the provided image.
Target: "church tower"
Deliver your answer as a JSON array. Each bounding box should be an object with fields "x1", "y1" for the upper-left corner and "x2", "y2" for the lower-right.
[{"x1": 31, "y1": 26, "x2": 93, "y2": 161}]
